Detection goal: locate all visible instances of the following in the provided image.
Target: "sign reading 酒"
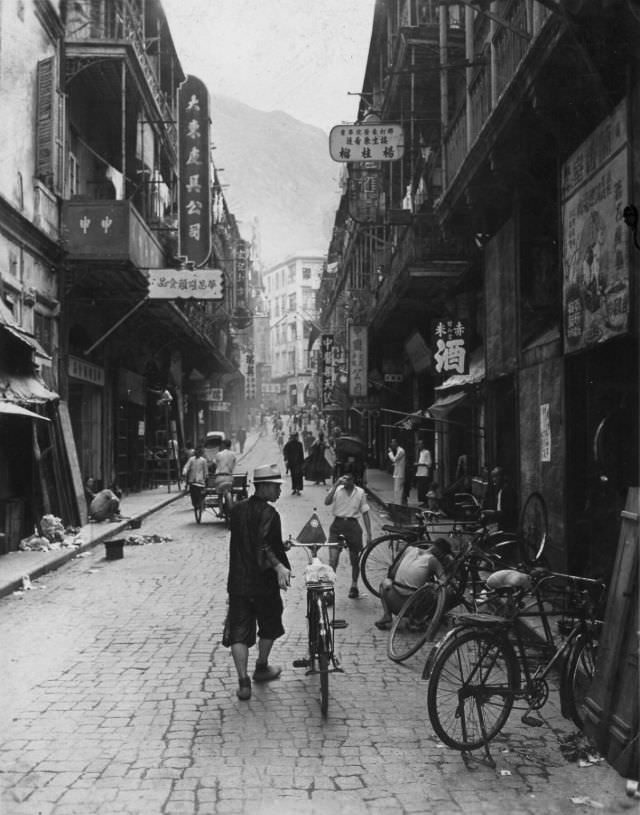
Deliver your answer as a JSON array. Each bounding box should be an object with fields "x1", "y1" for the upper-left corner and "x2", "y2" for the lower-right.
[
  {"x1": 561, "y1": 99, "x2": 629, "y2": 352},
  {"x1": 147, "y1": 269, "x2": 223, "y2": 300},
  {"x1": 329, "y1": 123, "x2": 404, "y2": 163},
  {"x1": 348, "y1": 324, "x2": 368, "y2": 398},
  {"x1": 432, "y1": 319, "x2": 469, "y2": 376},
  {"x1": 178, "y1": 75, "x2": 211, "y2": 267}
]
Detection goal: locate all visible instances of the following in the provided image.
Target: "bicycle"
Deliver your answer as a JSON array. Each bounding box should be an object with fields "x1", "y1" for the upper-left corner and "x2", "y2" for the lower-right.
[
  {"x1": 425, "y1": 567, "x2": 605, "y2": 766},
  {"x1": 360, "y1": 509, "x2": 477, "y2": 598},
  {"x1": 288, "y1": 538, "x2": 348, "y2": 717},
  {"x1": 387, "y1": 526, "x2": 509, "y2": 663}
]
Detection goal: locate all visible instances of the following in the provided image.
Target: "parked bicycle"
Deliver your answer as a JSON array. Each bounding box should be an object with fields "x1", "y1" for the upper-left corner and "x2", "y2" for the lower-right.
[
  {"x1": 425, "y1": 567, "x2": 605, "y2": 765},
  {"x1": 360, "y1": 510, "x2": 478, "y2": 598},
  {"x1": 289, "y1": 538, "x2": 348, "y2": 717},
  {"x1": 387, "y1": 526, "x2": 511, "y2": 663}
]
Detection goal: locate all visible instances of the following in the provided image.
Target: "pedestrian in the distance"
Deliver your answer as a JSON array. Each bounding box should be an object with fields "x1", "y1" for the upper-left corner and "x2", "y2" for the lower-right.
[
  {"x1": 324, "y1": 465, "x2": 372, "y2": 599},
  {"x1": 388, "y1": 438, "x2": 406, "y2": 505},
  {"x1": 182, "y1": 446, "x2": 208, "y2": 509},
  {"x1": 415, "y1": 438, "x2": 433, "y2": 506},
  {"x1": 237, "y1": 426, "x2": 247, "y2": 454},
  {"x1": 283, "y1": 431, "x2": 305, "y2": 495},
  {"x1": 225, "y1": 463, "x2": 291, "y2": 701}
]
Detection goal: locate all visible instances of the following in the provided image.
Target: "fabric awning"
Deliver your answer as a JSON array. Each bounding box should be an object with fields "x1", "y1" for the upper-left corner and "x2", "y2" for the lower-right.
[
  {"x1": 435, "y1": 346, "x2": 485, "y2": 391},
  {"x1": 1, "y1": 324, "x2": 51, "y2": 359},
  {"x1": 0, "y1": 372, "x2": 59, "y2": 404},
  {"x1": 427, "y1": 390, "x2": 469, "y2": 418},
  {"x1": 0, "y1": 402, "x2": 50, "y2": 421}
]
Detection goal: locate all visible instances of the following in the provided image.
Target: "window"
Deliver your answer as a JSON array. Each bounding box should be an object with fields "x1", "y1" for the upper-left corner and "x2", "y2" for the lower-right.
[
  {"x1": 288, "y1": 292, "x2": 296, "y2": 311},
  {"x1": 289, "y1": 322, "x2": 297, "y2": 341},
  {"x1": 288, "y1": 264, "x2": 296, "y2": 283},
  {"x1": 34, "y1": 312, "x2": 53, "y2": 353},
  {"x1": 69, "y1": 152, "x2": 79, "y2": 197},
  {"x1": 302, "y1": 267, "x2": 311, "y2": 280},
  {"x1": 302, "y1": 286, "x2": 314, "y2": 311}
]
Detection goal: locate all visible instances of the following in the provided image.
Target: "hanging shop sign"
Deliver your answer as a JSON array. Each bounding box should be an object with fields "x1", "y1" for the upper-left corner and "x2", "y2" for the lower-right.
[
  {"x1": 561, "y1": 100, "x2": 630, "y2": 352},
  {"x1": 68, "y1": 355, "x2": 105, "y2": 386},
  {"x1": 210, "y1": 401, "x2": 230, "y2": 411},
  {"x1": 431, "y1": 318, "x2": 469, "y2": 377},
  {"x1": 348, "y1": 324, "x2": 368, "y2": 398},
  {"x1": 320, "y1": 334, "x2": 335, "y2": 406},
  {"x1": 147, "y1": 268, "x2": 223, "y2": 299},
  {"x1": 347, "y1": 162, "x2": 384, "y2": 224},
  {"x1": 203, "y1": 387, "x2": 223, "y2": 402},
  {"x1": 245, "y1": 350, "x2": 256, "y2": 400},
  {"x1": 232, "y1": 240, "x2": 252, "y2": 330},
  {"x1": 329, "y1": 122, "x2": 404, "y2": 162},
  {"x1": 178, "y1": 75, "x2": 211, "y2": 267}
]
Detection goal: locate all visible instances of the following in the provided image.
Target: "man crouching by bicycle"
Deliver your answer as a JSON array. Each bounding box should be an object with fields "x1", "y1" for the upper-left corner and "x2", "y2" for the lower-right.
[
  {"x1": 374, "y1": 538, "x2": 453, "y2": 630},
  {"x1": 225, "y1": 463, "x2": 291, "y2": 701}
]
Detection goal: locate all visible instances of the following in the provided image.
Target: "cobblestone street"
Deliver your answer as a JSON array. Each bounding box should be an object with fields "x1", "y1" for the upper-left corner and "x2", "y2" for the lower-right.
[{"x1": 0, "y1": 439, "x2": 632, "y2": 814}]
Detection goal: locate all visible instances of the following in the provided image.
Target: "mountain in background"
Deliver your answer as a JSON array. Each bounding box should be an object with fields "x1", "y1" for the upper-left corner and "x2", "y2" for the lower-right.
[{"x1": 210, "y1": 94, "x2": 341, "y2": 267}]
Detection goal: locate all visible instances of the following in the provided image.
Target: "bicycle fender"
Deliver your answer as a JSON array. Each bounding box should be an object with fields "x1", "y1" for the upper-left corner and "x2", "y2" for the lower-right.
[{"x1": 421, "y1": 623, "x2": 469, "y2": 680}]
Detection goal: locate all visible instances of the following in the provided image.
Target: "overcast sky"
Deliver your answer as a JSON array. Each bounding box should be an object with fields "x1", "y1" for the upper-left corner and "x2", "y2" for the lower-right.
[{"x1": 161, "y1": 0, "x2": 375, "y2": 132}]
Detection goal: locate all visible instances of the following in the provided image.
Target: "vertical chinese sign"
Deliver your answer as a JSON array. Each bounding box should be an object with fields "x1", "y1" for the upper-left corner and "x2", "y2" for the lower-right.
[
  {"x1": 432, "y1": 319, "x2": 469, "y2": 377},
  {"x1": 320, "y1": 334, "x2": 334, "y2": 407},
  {"x1": 178, "y1": 75, "x2": 211, "y2": 267},
  {"x1": 245, "y1": 350, "x2": 256, "y2": 401},
  {"x1": 348, "y1": 324, "x2": 368, "y2": 397},
  {"x1": 561, "y1": 100, "x2": 629, "y2": 351}
]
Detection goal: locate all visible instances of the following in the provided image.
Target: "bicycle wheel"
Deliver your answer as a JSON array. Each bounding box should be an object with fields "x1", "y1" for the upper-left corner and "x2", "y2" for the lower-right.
[
  {"x1": 360, "y1": 535, "x2": 413, "y2": 598},
  {"x1": 518, "y1": 491, "x2": 548, "y2": 565},
  {"x1": 427, "y1": 628, "x2": 518, "y2": 751},
  {"x1": 562, "y1": 632, "x2": 598, "y2": 729},
  {"x1": 388, "y1": 583, "x2": 447, "y2": 662},
  {"x1": 318, "y1": 598, "x2": 333, "y2": 717}
]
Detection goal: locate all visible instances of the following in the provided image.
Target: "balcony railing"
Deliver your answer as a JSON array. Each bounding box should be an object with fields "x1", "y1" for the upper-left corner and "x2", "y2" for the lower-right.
[
  {"x1": 65, "y1": 0, "x2": 177, "y2": 150},
  {"x1": 443, "y1": 0, "x2": 553, "y2": 186},
  {"x1": 62, "y1": 199, "x2": 165, "y2": 269}
]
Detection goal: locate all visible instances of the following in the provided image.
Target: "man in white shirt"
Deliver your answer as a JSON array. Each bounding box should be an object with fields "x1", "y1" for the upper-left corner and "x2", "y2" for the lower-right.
[
  {"x1": 324, "y1": 466, "x2": 372, "y2": 599},
  {"x1": 415, "y1": 438, "x2": 433, "y2": 506},
  {"x1": 388, "y1": 438, "x2": 406, "y2": 505},
  {"x1": 214, "y1": 439, "x2": 237, "y2": 494}
]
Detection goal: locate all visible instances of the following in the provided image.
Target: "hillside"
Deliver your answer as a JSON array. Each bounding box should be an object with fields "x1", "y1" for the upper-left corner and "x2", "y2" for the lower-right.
[{"x1": 209, "y1": 94, "x2": 341, "y2": 266}]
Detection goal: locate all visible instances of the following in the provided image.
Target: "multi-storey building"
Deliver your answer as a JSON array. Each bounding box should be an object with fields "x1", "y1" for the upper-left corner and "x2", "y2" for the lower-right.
[
  {"x1": 0, "y1": 0, "x2": 241, "y2": 549},
  {"x1": 263, "y1": 252, "x2": 325, "y2": 411},
  {"x1": 321, "y1": 0, "x2": 639, "y2": 583}
]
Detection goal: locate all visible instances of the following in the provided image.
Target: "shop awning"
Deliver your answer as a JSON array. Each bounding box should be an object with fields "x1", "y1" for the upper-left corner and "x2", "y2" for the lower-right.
[
  {"x1": 0, "y1": 372, "x2": 59, "y2": 404},
  {"x1": 1, "y1": 324, "x2": 51, "y2": 359},
  {"x1": 427, "y1": 390, "x2": 469, "y2": 418},
  {"x1": 0, "y1": 402, "x2": 50, "y2": 421}
]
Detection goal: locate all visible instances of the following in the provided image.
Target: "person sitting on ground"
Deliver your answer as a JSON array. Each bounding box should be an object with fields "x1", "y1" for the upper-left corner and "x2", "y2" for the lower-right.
[
  {"x1": 85, "y1": 477, "x2": 122, "y2": 522},
  {"x1": 374, "y1": 538, "x2": 453, "y2": 630}
]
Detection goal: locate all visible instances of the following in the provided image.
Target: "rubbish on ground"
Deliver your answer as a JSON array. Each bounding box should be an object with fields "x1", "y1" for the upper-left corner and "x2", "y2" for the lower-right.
[
  {"x1": 40, "y1": 514, "x2": 65, "y2": 542},
  {"x1": 21, "y1": 575, "x2": 32, "y2": 590},
  {"x1": 559, "y1": 731, "x2": 602, "y2": 764},
  {"x1": 125, "y1": 533, "x2": 173, "y2": 545},
  {"x1": 499, "y1": 770, "x2": 511, "y2": 776},
  {"x1": 569, "y1": 796, "x2": 604, "y2": 808},
  {"x1": 626, "y1": 780, "x2": 640, "y2": 799}
]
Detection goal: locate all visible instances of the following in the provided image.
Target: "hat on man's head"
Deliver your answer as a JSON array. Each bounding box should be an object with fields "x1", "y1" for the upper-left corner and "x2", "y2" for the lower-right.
[{"x1": 252, "y1": 464, "x2": 283, "y2": 484}]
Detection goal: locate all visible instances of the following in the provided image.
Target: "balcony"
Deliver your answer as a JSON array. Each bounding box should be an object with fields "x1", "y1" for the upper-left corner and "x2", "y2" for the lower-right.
[
  {"x1": 62, "y1": 200, "x2": 164, "y2": 269},
  {"x1": 442, "y1": 0, "x2": 555, "y2": 190}
]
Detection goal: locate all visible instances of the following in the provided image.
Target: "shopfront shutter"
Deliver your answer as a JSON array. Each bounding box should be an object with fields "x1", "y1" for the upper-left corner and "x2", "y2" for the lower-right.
[{"x1": 36, "y1": 57, "x2": 65, "y2": 195}]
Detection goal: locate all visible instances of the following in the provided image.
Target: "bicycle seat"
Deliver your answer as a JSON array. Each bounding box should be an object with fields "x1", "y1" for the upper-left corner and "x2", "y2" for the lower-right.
[
  {"x1": 486, "y1": 569, "x2": 532, "y2": 592},
  {"x1": 453, "y1": 612, "x2": 509, "y2": 627}
]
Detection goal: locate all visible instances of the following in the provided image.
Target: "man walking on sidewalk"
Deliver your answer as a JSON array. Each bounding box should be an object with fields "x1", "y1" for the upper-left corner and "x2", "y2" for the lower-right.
[
  {"x1": 324, "y1": 466, "x2": 372, "y2": 599},
  {"x1": 225, "y1": 464, "x2": 291, "y2": 701}
]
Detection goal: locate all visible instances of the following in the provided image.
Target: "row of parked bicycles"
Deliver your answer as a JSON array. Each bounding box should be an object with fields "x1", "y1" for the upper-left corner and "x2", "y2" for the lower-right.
[{"x1": 290, "y1": 494, "x2": 606, "y2": 767}]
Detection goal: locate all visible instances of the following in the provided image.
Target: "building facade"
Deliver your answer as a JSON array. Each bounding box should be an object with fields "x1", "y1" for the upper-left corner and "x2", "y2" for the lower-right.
[
  {"x1": 263, "y1": 252, "x2": 325, "y2": 411},
  {"x1": 320, "y1": 0, "x2": 639, "y2": 580},
  {"x1": 0, "y1": 0, "x2": 242, "y2": 550}
]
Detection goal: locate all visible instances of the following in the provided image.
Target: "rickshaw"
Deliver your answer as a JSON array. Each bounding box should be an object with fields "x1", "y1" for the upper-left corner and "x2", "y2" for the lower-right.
[
  {"x1": 193, "y1": 431, "x2": 248, "y2": 524},
  {"x1": 333, "y1": 434, "x2": 366, "y2": 486}
]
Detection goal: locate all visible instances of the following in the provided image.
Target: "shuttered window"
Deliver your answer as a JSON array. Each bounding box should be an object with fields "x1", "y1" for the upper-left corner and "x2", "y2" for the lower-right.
[{"x1": 36, "y1": 57, "x2": 65, "y2": 195}]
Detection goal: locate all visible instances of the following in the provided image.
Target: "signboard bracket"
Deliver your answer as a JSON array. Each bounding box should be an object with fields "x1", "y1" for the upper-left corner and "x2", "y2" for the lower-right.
[{"x1": 84, "y1": 296, "x2": 149, "y2": 355}]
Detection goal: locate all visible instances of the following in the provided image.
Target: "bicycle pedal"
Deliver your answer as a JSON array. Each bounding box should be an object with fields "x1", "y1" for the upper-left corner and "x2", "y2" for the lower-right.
[
  {"x1": 332, "y1": 619, "x2": 348, "y2": 629},
  {"x1": 521, "y1": 714, "x2": 543, "y2": 727},
  {"x1": 292, "y1": 658, "x2": 310, "y2": 668}
]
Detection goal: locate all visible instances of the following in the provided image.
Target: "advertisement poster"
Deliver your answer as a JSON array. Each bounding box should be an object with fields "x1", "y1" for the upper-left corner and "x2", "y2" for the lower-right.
[{"x1": 562, "y1": 101, "x2": 630, "y2": 351}]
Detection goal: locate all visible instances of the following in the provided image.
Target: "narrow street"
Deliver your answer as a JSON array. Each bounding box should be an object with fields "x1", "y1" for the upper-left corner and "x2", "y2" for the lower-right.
[{"x1": 0, "y1": 436, "x2": 627, "y2": 814}]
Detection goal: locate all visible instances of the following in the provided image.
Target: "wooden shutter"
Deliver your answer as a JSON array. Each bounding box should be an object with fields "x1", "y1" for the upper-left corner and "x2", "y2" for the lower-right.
[{"x1": 36, "y1": 57, "x2": 65, "y2": 195}]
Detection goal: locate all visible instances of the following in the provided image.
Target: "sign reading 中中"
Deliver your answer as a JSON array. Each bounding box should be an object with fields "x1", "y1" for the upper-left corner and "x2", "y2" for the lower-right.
[
  {"x1": 178, "y1": 75, "x2": 211, "y2": 267},
  {"x1": 147, "y1": 269, "x2": 223, "y2": 299},
  {"x1": 432, "y1": 319, "x2": 469, "y2": 376},
  {"x1": 329, "y1": 122, "x2": 404, "y2": 163}
]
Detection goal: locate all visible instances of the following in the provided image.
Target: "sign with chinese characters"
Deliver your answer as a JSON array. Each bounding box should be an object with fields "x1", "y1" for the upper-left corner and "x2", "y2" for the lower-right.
[
  {"x1": 320, "y1": 334, "x2": 335, "y2": 406},
  {"x1": 211, "y1": 401, "x2": 230, "y2": 412},
  {"x1": 330, "y1": 122, "x2": 404, "y2": 162},
  {"x1": 348, "y1": 325, "x2": 368, "y2": 397},
  {"x1": 432, "y1": 319, "x2": 469, "y2": 376},
  {"x1": 178, "y1": 75, "x2": 211, "y2": 267},
  {"x1": 347, "y1": 162, "x2": 384, "y2": 223},
  {"x1": 384, "y1": 374, "x2": 403, "y2": 383},
  {"x1": 68, "y1": 355, "x2": 105, "y2": 386},
  {"x1": 147, "y1": 269, "x2": 223, "y2": 299},
  {"x1": 562, "y1": 100, "x2": 629, "y2": 352},
  {"x1": 245, "y1": 350, "x2": 256, "y2": 400},
  {"x1": 203, "y1": 387, "x2": 223, "y2": 402}
]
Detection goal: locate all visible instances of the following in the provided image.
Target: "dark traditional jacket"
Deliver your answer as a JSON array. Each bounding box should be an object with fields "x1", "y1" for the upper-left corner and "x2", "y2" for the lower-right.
[{"x1": 227, "y1": 495, "x2": 291, "y2": 596}]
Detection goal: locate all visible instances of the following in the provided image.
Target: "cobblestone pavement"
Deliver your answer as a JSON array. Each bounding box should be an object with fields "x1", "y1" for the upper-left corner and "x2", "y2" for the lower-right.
[{"x1": 0, "y1": 438, "x2": 634, "y2": 814}]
